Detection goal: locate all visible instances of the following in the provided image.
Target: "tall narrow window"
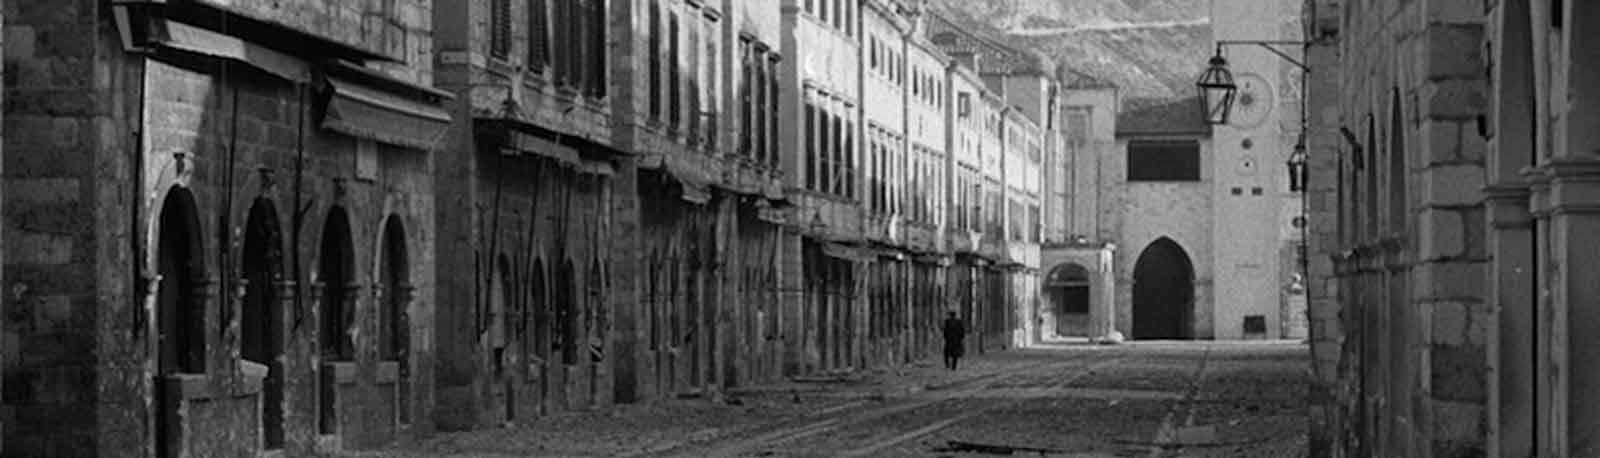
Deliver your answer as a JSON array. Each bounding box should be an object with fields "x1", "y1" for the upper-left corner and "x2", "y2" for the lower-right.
[
  {"x1": 589, "y1": 0, "x2": 608, "y2": 98},
  {"x1": 489, "y1": 0, "x2": 510, "y2": 59},
  {"x1": 1387, "y1": 89, "x2": 1406, "y2": 233},
  {"x1": 820, "y1": 108, "x2": 833, "y2": 192},
  {"x1": 529, "y1": 0, "x2": 550, "y2": 71},
  {"x1": 553, "y1": 0, "x2": 571, "y2": 84},
  {"x1": 806, "y1": 102, "x2": 818, "y2": 190},
  {"x1": 703, "y1": 16, "x2": 718, "y2": 149},
  {"x1": 648, "y1": 0, "x2": 662, "y2": 120},
  {"x1": 768, "y1": 56, "x2": 781, "y2": 168},
  {"x1": 668, "y1": 13, "x2": 681, "y2": 128},
  {"x1": 687, "y1": 19, "x2": 700, "y2": 144},
  {"x1": 844, "y1": 120, "x2": 855, "y2": 199},
  {"x1": 830, "y1": 112, "x2": 843, "y2": 195},
  {"x1": 740, "y1": 39, "x2": 754, "y2": 157}
]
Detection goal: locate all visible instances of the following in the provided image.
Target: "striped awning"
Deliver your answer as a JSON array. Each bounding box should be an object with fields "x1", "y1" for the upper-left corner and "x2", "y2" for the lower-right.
[{"x1": 323, "y1": 76, "x2": 452, "y2": 151}]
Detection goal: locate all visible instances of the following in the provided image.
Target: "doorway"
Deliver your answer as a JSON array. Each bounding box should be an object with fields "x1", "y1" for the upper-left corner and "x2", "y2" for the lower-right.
[
  {"x1": 1046, "y1": 263, "x2": 1091, "y2": 337},
  {"x1": 240, "y1": 199, "x2": 285, "y2": 449},
  {"x1": 318, "y1": 208, "x2": 355, "y2": 436},
  {"x1": 155, "y1": 187, "x2": 205, "y2": 458},
  {"x1": 379, "y1": 217, "x2": 411, "y2": 427},
  {"x1": 1131, "y1": 238, "x2": 1195, "y2": 340}
]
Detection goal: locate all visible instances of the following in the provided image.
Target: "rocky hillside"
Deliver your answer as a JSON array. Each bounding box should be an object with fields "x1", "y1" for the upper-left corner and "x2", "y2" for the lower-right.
[{"x1": 928, "y1": 0, "x2": 1212, "y2": 102}]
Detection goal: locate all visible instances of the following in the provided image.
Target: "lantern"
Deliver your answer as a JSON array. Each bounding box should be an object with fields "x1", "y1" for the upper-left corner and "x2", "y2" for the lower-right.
[{"x1": 1196, "y1": 53, "x2": 1238, "y2": 125}]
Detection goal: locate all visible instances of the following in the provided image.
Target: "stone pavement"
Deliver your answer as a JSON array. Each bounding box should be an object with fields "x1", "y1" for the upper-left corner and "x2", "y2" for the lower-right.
[{"x1": 323, "y1": 342, "x2": 1309, "y2": 457}]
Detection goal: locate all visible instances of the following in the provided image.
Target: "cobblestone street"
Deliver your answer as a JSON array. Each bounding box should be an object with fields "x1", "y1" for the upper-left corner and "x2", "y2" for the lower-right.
[{"x1": 333, "y1": 342, "x2": 1308, "y2": 458}]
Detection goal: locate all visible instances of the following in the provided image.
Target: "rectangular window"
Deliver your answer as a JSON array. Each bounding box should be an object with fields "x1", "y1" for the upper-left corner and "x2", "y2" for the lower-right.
[
  {"x1": 1126, "y1": 140, "x2": 1201, "y2": 181},
  {"x1": 588, "y1": 0, "x2": 607, "y2": 98},
  {"x1": 553, "y1": 0, "x2": 571, "y2": 84},
  {"x1": 767, "y1": 56, "x2": 781, "y2": 168},
  {"x1": 806, "y1": 102, "x2": 818, "y2": 190},
  {"x1": 703, "y1": 16, "x2": 718, "y2": 149},
  {"x1": 828, "y1": 111, "x2": 840, "y2": 195},
  {"x1": 740, "y1": 39, "x2": 754, "y2": 157},
  {"x1": 844, "y1": 120, "x2": 855, "y2": 199},
  {"x1": 529, "y1": 0, "x2": 549, "y2": 70},
  {"x1": 669, "y1": 13, "x2": 681, "y2": 128},
  {"x1": 1065, "y1": 107, "x2": 1091, "y2": 148},
  {"x1": 648, "y1": 1, "x2": 661, "y2": 120},
  {"x1": 686, "y1": 18, "x2": 700, "y2": 143},
  {"x1": 490, "y1": 0, "x2": 510, "y2": 59}
]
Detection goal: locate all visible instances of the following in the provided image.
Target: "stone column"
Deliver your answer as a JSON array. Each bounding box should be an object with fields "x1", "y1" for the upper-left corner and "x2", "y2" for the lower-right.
[
  {"x1": 1484, "y1": 2, "x2": 1537, "y2": 454},
  {"x1": 1524, "y1": 170, "x2": 1557, "y2": 456},
  {"x1": 1545, "y1": 159, "x2": 1600, "y2": 456}
]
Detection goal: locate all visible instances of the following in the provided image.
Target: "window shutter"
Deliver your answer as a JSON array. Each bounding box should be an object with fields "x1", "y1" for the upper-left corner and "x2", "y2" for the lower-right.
[
  {"x1": 529, "y1": 0, "x2": 549, "y2": 70},
  {"x1": 590, "y1": 0, "x2": 608, "y2": 98},
  {"x1": 490, "y1": 0, "x2": 510, "y2": 59}
]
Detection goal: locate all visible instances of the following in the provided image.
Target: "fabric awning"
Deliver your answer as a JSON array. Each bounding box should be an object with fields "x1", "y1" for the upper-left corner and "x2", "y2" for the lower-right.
[
  {"x1": 152, "y1": 19, "x2": 310, "y2": 82},
  {"x1": 821, "y1": 243, "x2": 875, "y2": 262},
  {"x1": 501, "y1": 130, "x2": 616, "y2": 176},
  {"x1": 913, "y1": 254, "x2": 953, "y2": 266},
  {"x1": 323, "y1": 76, "x2": 452, "y2": 150},
  {"x1": 638, "y1": 152, "x2": 716, "y2": 204}
]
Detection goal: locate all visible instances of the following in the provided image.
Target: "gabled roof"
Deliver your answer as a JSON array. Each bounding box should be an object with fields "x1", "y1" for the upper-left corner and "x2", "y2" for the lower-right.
[
  {"x1": 924, "y1": 12, "x2": 1048, "y2": 75},
  {"x1": 1115, "y1": 96, "x2": 1210, "y2": 137},
  {"x1": 1059, "y1": 67, "x2": 1116, "y2": 89}
]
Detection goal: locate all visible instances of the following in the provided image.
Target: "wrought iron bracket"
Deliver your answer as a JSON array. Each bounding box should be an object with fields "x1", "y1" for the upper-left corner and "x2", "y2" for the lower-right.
[{"x1": 1215, "y1": 40, "x2": 1311, "y2": 72}]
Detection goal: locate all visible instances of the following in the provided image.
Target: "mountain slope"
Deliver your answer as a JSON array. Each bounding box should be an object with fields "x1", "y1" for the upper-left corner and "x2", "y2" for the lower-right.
[{"x1": 928, "y1": 0, "x2": 1212, "y2": 101}]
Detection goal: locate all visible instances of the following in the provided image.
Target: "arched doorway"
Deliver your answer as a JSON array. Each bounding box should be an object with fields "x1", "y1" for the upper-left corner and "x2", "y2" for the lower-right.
[
  {"x1": 378, "y1": 216, "x2": 411, "y2": 427},
  {"x1": 155, "y1": 187, "x2": 205, "y2": 458},
  {"x1": 240, "y1": 199, "x2": 285, "y2": 450},
  {"x1": 318, "y1": 208, "x2": 355, "y2": 436},
  {"x1": 1046, "y1": 263, "x2": 1091, "y2": 337},
  {"x1": 489, "y1": 254, "x2": 512, "y2": 422},
  {"x1": 527, "y1": 258, "x2": 547, "y2": 416},
  {"x1": 1131, "y1": 238, "x2": 1195, "y2": 340}
]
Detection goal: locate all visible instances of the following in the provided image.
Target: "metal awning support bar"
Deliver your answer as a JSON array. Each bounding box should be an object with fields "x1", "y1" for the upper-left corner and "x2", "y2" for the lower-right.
[{"x1": 1214, "y1": 40, "x2": 1311, "y2": 72}]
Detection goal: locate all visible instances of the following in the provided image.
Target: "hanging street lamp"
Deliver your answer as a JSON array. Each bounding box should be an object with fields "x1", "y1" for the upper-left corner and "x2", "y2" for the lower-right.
[{"x1": 1196, "y1": 53, "x2": 1238, "y2": 125}]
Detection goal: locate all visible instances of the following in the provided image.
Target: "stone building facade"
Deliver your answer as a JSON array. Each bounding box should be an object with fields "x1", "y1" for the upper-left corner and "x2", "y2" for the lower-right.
[
  {"x1": 0, "y1": 0, "x2": 1054, "y2": 455},
  {"x1": 1026, "y1": 0, "x2": 1305, "y2": 344},
  {"x1": 3, "y1": 0, "x2": 447, "y2": 456},
  {"x1": 430, "y1": 0, "x2": 628, "y2": 429},
  {"x1": 1305, "y1": 0, "x2": 1600, "y2": 456}
]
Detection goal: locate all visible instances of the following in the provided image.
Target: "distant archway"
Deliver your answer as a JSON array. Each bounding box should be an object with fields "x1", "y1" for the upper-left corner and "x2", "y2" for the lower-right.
[
  {"x1": 1131, "y1": 238, "x2": 1195, "y2": 340},
  {"x1": 1045, "y1": 263, "x2": 1091, "y2": 337},
  {"x1": 240, "y1": 198, "x2": 285, "y2": 449}
]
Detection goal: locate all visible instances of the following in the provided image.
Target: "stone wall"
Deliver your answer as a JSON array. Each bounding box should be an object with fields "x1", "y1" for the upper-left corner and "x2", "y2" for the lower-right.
[
  {"x1": 2, "y1": 1, "x2": 440, "y2": 455},
  {"x1": 3, "y1": 1, "x2": 131, "y2": 454},
  {"x1": 1312, "y1": 0, "x2": 1493, "y2": 455}
]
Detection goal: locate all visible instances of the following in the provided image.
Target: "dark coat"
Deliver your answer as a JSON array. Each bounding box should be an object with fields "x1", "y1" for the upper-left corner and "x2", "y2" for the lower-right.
[{"x1": 942, "y1": 317, "x2": 966, "y2": 357}]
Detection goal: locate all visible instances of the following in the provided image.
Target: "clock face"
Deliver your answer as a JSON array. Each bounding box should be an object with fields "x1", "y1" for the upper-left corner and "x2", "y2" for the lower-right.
[{"x1": 1231, "y1": 73, "x2": 1273, "y2": 129}]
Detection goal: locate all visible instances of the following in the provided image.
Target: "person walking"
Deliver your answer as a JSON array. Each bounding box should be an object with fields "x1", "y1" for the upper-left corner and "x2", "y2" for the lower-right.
[{"x1": 942, "y1": 311, "x2": 966, "y2": 370}]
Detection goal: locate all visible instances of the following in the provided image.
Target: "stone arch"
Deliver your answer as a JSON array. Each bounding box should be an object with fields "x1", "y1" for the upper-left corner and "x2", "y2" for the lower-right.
[
  {"x1": 377, "y1": 215, "x2": 412, "y2": 426},
  {"x1": 1131, "y1": 237, "x2": 1195, "y2": 340},
  {"x1": 1045, "y1": 263, "x2": 1092, "y2": 337},
  {"x1": 240, "y1": 197, "x2": 286, "y2": 449},
  {"x1": 317, "y1": 206, "x2": 356, "y2": 435},
  {"x1": 154, "y1": 185, "x2": 207, "y2": 458},
  {"x1": 529, "y1": 258, "x2": 548, "y2": 366}
]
